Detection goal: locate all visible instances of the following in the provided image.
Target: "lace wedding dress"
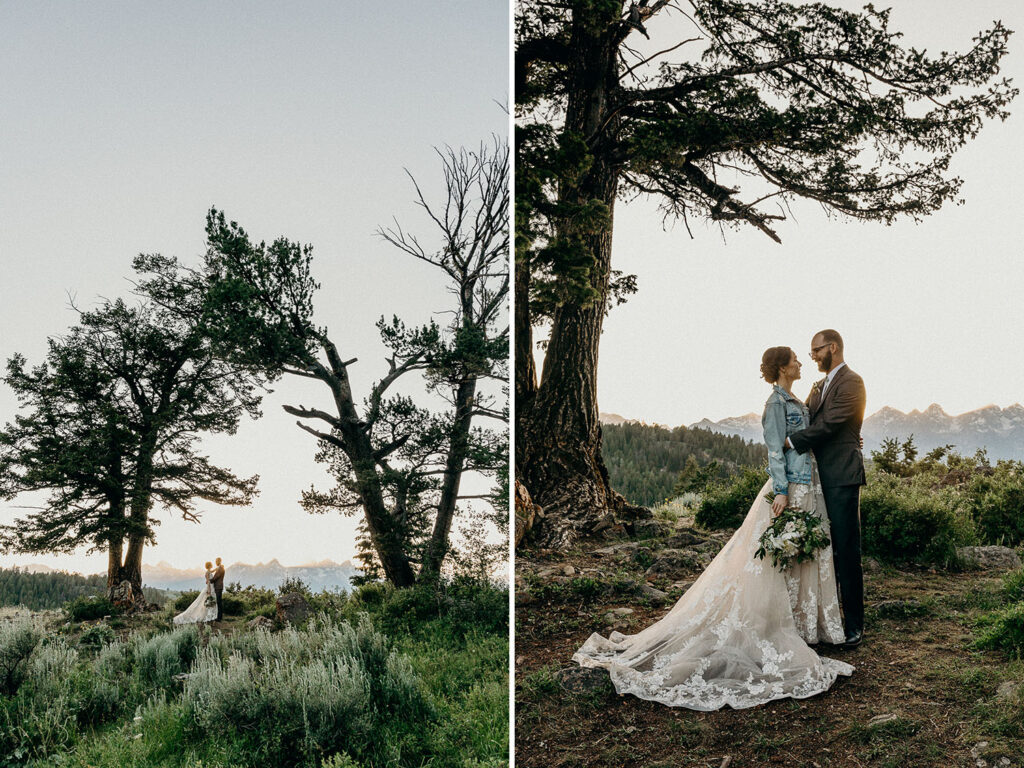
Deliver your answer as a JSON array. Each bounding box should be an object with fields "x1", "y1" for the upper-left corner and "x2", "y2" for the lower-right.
[
  {"x1": 573, "y1": 460, "x2": 853, "y2": 710},
  {"x1": 172, "y1": 570, "x2": 218, "y2": 625}
]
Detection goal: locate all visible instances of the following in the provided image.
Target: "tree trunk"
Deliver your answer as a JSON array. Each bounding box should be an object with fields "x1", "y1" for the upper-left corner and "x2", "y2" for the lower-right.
[
  {"x1": 348, "y1": 441, "x2": 418, "y2": 588},
  {"x1": 105, "y1": 537, "x2": 124, "y2": 595},
  {"x1": 517, "y1": 7, "x2": 649, "y2": 548},
  {"x1": 422, "y1": 377, "x2": 477, "y2": 578},
  {"x1": 514, "y1": 253, "x2": 537, "y2": 413},
  {"x1": 119, "y1": 536, "x2": 146, "y2": 600}
]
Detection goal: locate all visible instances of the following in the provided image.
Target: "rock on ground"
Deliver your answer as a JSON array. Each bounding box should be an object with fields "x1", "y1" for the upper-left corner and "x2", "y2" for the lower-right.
[
  {"x1": 645, "y1": 548, "x2": 712, "y2": 578},
  {"x1": 555, "y1": 666, "x2": 615, "y2": 697},
  {"x1": 247, "y1": 616, "x2": 275, "y2": 631},
  {"x1": 275, "y1": 592, "x2": 311, "y2": 625},
  {"x1": 957, "y1": 546, "x2": 1022, "y2": 571}
]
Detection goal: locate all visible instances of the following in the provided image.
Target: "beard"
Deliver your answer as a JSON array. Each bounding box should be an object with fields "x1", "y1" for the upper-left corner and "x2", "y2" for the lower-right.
[{"x1": 817, "y1": 350, "x2": 833, "y2": 373}]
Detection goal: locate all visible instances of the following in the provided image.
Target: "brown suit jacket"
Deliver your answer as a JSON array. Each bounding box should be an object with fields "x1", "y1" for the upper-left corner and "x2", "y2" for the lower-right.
[
  {"x1": 789, "y1": 364, "x2": 867, "y2": 487},
  {"x1": 212, "y1": 564, "x2": 226, "y2": 591}
]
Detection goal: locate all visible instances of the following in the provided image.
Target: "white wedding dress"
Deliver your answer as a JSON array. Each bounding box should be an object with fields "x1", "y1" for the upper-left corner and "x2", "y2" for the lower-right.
[
  {"x1": 172, "y1": 569, "x2": 219, "y2": 625},
  {"x1": 574, "y1": 460, "x2": 853, "y2": 710}
]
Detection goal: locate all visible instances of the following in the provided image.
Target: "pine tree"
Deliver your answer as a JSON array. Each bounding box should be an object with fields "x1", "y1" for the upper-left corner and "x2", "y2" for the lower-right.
[{"x1": 516, "y1": 0, "x2": 1015, "y2": 546}]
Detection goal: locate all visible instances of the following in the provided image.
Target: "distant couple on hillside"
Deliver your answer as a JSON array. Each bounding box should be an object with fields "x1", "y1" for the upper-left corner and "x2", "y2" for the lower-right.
[
  {"x1": 575, "y1": 329, "x2": 867, "y2": 710},
  {"x1": 173, "y1": 558, "x2": 226, "y2": 625}
]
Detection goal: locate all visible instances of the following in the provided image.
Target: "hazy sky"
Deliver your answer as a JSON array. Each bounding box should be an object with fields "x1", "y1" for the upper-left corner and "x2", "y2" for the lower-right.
[
  {"x1": 0, "y1": 1, "x2": 508, "y2": 574},
  {"x1": 589, "y1": 1, "x2": 1024, "y2": 427}
]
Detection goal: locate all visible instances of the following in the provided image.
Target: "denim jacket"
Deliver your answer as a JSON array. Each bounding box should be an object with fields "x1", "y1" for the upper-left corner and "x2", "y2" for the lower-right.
[{"x1": 762, "y1": 384, "x2": 813, "y2": 495}]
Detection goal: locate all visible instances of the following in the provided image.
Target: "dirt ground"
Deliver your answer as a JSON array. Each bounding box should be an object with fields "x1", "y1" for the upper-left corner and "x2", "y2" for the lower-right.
[{"x1": 515, "y1": 543, "x2": 1024, "y2": 768}]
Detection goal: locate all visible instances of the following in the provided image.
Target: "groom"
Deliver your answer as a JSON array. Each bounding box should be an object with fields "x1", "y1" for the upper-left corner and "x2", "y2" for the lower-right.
[
  {"x1": 786, "y1": 329, "x2": 867, "y2": 647},
  {"x1": 212, "y1": 557, "x2": 226, "y2": 621}
]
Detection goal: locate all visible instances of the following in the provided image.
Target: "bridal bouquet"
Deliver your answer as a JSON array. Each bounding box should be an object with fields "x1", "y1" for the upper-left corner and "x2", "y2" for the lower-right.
[
  {"x1": 755, "y1": 502, "x2": 830, "y2": 570},
  {"x1": 204, "y1": 593, "x2": 217, "y2": 609}
]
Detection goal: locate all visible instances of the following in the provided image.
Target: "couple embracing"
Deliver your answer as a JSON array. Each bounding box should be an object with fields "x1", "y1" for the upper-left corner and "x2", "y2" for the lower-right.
[
  {"x1": 173, "y1": 558, "x2": 226, "y2": 625},
  {"x1": 574, "y1": 329, "x2": 866, "y2": 710}
]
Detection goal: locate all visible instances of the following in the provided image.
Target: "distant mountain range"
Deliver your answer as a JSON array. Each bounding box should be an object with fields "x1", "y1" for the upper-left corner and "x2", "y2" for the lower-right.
[
  {"x1": 602, "y1": 403, "x2": 1024, "y2": 460},
  {"x1": 14, "y1": 559, "x2": 360, "y2": 593}
]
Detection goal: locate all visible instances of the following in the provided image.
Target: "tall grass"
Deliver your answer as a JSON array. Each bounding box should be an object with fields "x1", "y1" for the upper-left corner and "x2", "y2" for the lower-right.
[{"x1": 0, "y1": 578, "x2": 508, "y2": 768}]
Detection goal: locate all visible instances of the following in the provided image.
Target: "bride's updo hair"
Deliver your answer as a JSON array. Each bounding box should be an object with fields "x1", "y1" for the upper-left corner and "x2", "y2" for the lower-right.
[
  {"x1": 205, "y1": 561, "x2": 213, "y2": 570},
  {"x1": 761, "y1": 346, "x2": 794, "y2": 383}
]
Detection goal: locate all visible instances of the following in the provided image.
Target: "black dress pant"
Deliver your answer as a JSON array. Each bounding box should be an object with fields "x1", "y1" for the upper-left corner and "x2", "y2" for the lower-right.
[
  {"x1": 822, "y1": 483, "x2": 863, "y2": 635},
  {"x1": 215, "y1": 586, "x2": 223, "y2": 621}
]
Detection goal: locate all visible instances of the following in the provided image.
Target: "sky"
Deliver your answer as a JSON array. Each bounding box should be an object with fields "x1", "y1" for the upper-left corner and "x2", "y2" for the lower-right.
[
  {"x1": 586, "y1": 0, "x2": 1024, "y2": 428},
  {"x1": 0, "y1": 1, "x2": 508, "y2": 575}
]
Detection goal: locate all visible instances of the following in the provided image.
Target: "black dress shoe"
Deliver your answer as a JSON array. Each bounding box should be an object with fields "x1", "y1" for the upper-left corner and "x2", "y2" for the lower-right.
[{"x1": 843, "y1": 630, "x2": 863, "y2": 647}]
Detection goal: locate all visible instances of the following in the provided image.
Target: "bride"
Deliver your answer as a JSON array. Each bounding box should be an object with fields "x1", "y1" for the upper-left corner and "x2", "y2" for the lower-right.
[
  {"x1": 573, "y1": 346, "x2": 854, "y2": 710},
  {"x1": 172, "y1": 561, "x2": 219, "y2": 625}
]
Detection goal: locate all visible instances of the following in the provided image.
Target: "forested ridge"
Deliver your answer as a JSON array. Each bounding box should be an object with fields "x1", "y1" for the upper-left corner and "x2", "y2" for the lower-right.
[
  {"x1": 0, "y1": 567, "x2": 168, "y2": 610},
  {"x1": 602, "y1": 422, "x2": 767, "y2": 507}
]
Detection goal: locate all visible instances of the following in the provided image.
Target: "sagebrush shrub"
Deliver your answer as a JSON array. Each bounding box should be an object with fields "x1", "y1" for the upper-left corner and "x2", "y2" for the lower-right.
[
  {"x1": 1, "y1": 638, "x2": 80, "y2": 759},
  {"x1": 95, "y1": 639, "x2": 132, "y2": 679},
  {"x1": 0, "y1": 618, "x2": 42, "y2": 695},
  {"x1": 183, "y1": 615, "x2": 431, "y2": 767},
  {"x1": 133, "y1": 626, "x2": 199, "y2": 689}
]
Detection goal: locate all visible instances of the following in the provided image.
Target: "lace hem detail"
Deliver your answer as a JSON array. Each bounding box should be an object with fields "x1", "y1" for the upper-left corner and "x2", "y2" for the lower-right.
[{"x1": 572, "y1": 459, "x2": 853, "y2": 710}]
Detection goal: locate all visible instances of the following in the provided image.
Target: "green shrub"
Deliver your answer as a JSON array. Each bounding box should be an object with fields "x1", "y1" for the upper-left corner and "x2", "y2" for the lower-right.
[
  {"x1": 76, "y1": 674, "x2": 122, "y2": 726},
  {"x1": 278, "y1": 575, "x2": 313, "y2": 598},
  {"x1": 0, "y1": 618, "x2": 42, "y2": 695},
  {"x1": 220, "y1": 592, "x2": 245, "y2": 616},
  {"x1": 968, "y1": 464, "x2": 1024, "y2": 545},
  {"x1": 245, "y1": 603, "x2": 277, "y2": 621},
  {"x1": 446, "y1": 581, "x2": 509, "y2": 634},
  {"x1": 173, "y1": 590, "x2": 200, "y2": 612},
  {"x1": 94, "y1": 639, "x2": 132, "y2": 679},
  {"x1": 975, "y1": 603, "x2": 1024, "y2": 657},
  {"x1": 66, "y1": 595, "x2": 118, "y2": 622},
  {"x1": 861, "y1": 473, "x2": 976, "y2": 566},
  {"x1": 695, "y1": 466, "x2": 768, "y2": 529},
  {"x1": 77, "y1": 623, "x2": 116, "y2": 652},
  {"x1": 1003, "y1": 569, "x2": 1024, "y2": 603},
  {"x1": 377, "y1": 585, "x2": 439, "y2": 632},
  {"x1": 353, "y1": 581, "x2": 389, "y2": 606}
]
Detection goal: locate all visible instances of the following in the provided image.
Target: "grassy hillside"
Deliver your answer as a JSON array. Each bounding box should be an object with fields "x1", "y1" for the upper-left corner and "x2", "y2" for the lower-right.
[{"x1": 0, "y1": 579, "x2": 508, "y2": 768}]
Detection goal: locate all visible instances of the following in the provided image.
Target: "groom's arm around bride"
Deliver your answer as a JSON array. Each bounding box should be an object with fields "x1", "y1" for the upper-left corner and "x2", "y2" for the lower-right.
[{"x1": 787, "y1": 330, "x2": 867, "y2": 646}]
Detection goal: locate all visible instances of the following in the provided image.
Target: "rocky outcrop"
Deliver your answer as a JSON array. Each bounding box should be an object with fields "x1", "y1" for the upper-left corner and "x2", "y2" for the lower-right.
[{"x1": 275, "y1": 592, "x2": 311, "y2": 625}]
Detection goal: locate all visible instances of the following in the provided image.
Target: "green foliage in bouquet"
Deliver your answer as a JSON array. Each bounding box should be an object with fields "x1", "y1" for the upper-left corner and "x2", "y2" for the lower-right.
[{"x1": 755, "y1": 507, "x2": 831, "y2": 570}]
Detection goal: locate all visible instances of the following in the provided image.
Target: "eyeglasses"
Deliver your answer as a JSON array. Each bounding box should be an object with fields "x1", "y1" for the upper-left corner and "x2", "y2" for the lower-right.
[{"x1": 809, "y1": 342, "x2": 833, "y2": 357}]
